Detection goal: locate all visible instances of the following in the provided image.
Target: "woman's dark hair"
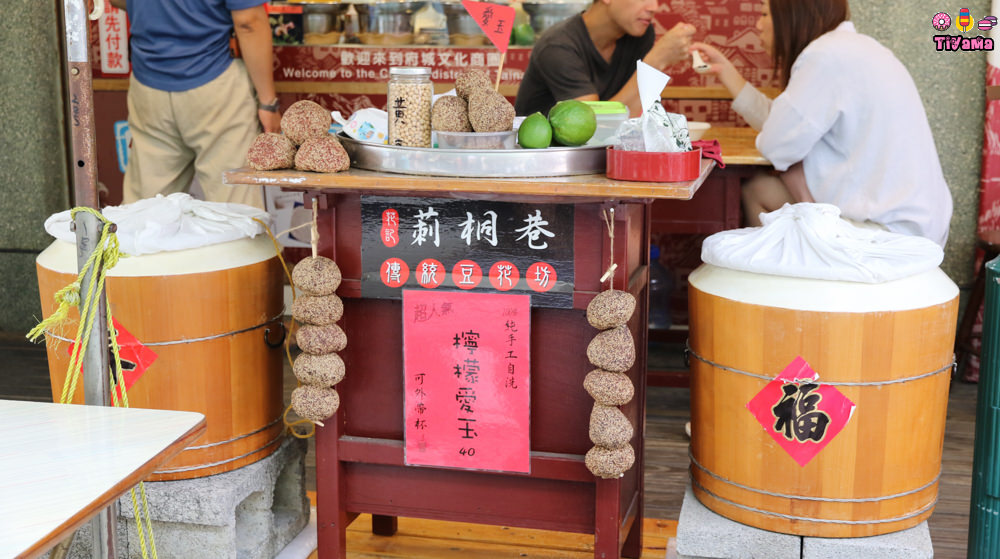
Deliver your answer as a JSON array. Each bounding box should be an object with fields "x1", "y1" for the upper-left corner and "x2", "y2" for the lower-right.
[{"x1": 769, "y1": 0, "x2": 849, "y2": 86}]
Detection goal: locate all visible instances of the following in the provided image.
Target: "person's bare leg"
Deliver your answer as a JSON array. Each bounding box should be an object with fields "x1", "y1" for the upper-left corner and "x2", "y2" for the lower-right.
[
  {"x1": 742, "y1": 163, "x2": 814, "y2": 226},
  {"x1": 742, "y1": 173, "x2": 796, "y2": 226},
  {"x1": 780, "y1": 162, "x2": 814, "y2": 203}
]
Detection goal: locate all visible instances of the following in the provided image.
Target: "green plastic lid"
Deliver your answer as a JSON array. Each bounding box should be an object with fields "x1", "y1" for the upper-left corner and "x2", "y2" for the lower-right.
[{"x1": 582, "y1": 101, "x2": 628, "y2": 115}]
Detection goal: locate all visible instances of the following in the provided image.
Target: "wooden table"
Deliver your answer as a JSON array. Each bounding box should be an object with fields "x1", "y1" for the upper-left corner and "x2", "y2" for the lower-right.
[
  {"x1": 648, "y1": 126, "x2": 768, "y2": 236},
  {"x1": 225, "y1": 165, "x2": 714, "y2": 559},
  {"x1": 0, "y1": 400, "x2": 206, "y2": 559},
  {"x1": 704, "y1": 126, "x2": 769, "y2": 166}
]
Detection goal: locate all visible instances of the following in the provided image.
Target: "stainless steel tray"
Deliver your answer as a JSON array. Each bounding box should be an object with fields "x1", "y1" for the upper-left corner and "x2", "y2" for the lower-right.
[{"x1": 339, "y1": 134, "x2": 606, "y2": 178}]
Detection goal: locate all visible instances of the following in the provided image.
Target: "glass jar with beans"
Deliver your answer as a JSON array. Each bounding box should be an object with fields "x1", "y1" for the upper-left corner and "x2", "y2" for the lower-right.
[{"x1": 387, "y1": 66, "x2": 433, "y2": 148}]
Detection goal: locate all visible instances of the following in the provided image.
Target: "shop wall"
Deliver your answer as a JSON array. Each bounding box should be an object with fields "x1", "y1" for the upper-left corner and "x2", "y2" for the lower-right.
[
  {"x1": 851, "y1": 0, "x2": 986, "y2": 286},
  {"x1": 0, "y1": 1, "x2": 70, "y2": 333}
]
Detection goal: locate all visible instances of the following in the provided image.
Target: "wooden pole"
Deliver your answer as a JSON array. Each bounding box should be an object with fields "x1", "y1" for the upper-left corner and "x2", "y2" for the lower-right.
[{"x1": 495, "y1": 52, "x2": 506, "y2": 91}]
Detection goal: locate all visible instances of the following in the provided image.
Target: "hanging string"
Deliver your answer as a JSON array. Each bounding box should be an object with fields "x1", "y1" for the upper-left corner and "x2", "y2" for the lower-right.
[
  {"x1": 311, "y1": 198, "x2": 319, "y2": 260},
  {"x1": 599, "y1": 208, "x2": 617, "y2": 290},
  {"x1": 279, "y1": 197, "x2": 325, "y2": 439}
]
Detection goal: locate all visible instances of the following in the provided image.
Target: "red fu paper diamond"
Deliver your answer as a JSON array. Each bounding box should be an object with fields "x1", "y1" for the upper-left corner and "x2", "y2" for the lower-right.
[
  {"x1": 746, "y1": 356, "x2": 855, "y2": 467},
  {"x1": 69, "y1": 318, "x2": 158, "y2": 400}
]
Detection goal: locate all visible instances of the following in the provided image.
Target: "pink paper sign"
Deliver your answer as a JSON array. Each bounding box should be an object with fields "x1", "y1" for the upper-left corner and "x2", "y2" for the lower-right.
[
  {"x1": 746, "y1": 356, "x2": 855, "y2": 467},
  {"x1": 403, "y1": 289, "x2": 531, "y2": 473},
  {"x1": 461, "y1": 0, "x2": 515, "y2": 53}
]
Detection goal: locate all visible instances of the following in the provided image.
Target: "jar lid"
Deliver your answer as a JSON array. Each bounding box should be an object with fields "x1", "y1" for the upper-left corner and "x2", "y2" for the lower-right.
[
  {"x1": 389, "y1": 66, "x2": 432, "y2": 76},
  {"x1": 582, "y1": 101, "x2": 628, "y2": 115}
]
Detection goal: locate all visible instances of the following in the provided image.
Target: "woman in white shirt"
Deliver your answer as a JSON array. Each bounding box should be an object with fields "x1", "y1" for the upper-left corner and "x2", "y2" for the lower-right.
[{"x1": 691, "y1": 0, "x2": 952, "y2": 247}]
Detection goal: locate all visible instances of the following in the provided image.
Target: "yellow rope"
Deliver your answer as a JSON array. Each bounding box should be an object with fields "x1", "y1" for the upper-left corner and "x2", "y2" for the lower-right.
[
  {"x1": 27, "y1": 207, "x2": 157, "y2": 559},
  {"x1": 251, "y1": 218, "x2": 316, "y2": 439}
]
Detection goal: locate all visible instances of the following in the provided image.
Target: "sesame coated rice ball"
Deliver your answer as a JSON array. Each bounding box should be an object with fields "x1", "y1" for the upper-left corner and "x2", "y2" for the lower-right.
[
  {"x1": 246, "y1": 132, "x2": 296, "y2": 171},
  {"x1": 291, "y1": 385, "x2": 340, "y2": 422},
  {"x1": 281, "y1": 100, "x2": 332, "y2": 145},
  {"x1": 585, "y1": 444, "x2": 635, "y2": 479},
  {"x1": 467, "y1": 89, "x2": 515, "y2": 133},
  {"x1": 455, "y1": 68, "x2": 492, "y2": 100},
  {"x1": 583, "y1": 369, "x2": 634, "y2": 406},
  {"x1": 294, "y1": 134, "x2": 351, "y2": 173},
  {"x1": 292, "y1": 256, "x2": 342, "y2": 296},
  {"x1": 293, "y1": 352, "x2": 346, "y2": 387},
  {"x1": 292, "y1": 293, "x2": 344, "y2": 326},
  {"x1": 586, "y1": 325, "x2": 635, "y2": 373},
  {"x1": 296, "y1": 323, "x2": 347, "y2": 355},
  {"x1": 586, "y1": 290, "x2": 636, "y2": 330},
  {"x1": 431, "y1": 95, "x2": 473, "y2": 132},
  {"x1": 589, "y1": 404, "x2": 634, "y2": 448}
]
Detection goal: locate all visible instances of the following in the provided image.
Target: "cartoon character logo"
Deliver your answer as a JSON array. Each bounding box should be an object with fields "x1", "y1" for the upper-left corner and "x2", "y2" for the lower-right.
[
  {"x1": 979, "y1": 15, "x2": 999, "y2": 31},
  {"x1": 957, "y1": 8, "x2": 974, "y2": 32},
  {"x1": 932, "y1": 12, "x2": 952, "y2": 31}
]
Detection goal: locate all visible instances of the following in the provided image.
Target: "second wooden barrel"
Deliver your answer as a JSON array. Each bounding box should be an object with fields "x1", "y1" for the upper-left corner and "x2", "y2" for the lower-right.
[
  {"x1": 36, "y1": 236, "x2": 285, "y2": 481},
  {"x1": 687, "y1": 263, "x2": 958, "y2": 537}
]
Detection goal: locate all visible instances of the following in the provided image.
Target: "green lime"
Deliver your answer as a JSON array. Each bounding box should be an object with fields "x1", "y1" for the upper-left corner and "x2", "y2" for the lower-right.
[
  {"x1": 513, "y1": 23, "x2": 535, "y2": 46},
  {"x1": 518, "y1": 112, "x2": 552, "y2": 149},
  {"x1": 547, "y1": 100, "x2": 597, "y2": 146}
]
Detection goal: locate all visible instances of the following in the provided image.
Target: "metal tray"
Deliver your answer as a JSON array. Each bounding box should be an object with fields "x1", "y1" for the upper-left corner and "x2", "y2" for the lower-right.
[{"x1": 338, "y1": 133, "x2": 606, "y2": 178}]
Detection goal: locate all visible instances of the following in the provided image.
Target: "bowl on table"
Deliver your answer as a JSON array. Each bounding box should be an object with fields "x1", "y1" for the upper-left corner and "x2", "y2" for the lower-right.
[
  {"x1": 436, "y1": 130, "x2": 517, "y2": 149},
  {"x1": 688, "y1": 121, "x2": 711, "y2": 141}
]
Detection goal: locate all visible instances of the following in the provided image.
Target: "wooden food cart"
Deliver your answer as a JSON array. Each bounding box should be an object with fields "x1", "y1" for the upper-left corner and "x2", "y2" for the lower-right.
[{"x1": 224, "y1": 162, "x2": 715, "y2": 559}]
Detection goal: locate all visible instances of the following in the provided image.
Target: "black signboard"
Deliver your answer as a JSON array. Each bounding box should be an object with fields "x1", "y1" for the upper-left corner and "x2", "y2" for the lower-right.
[{"x1": 361, "y1": 196, "x2": 575, "y2": 308}]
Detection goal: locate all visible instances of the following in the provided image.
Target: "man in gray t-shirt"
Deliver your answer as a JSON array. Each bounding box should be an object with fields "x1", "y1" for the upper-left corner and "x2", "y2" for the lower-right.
[{"x1": 515, "y1": 0, "x2": 694, "y2": 117}]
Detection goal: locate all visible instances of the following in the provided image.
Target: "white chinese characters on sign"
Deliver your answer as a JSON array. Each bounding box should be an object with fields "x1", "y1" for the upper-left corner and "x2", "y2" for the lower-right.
[
  {"x1": 515, "y1": 210, "x2": 555, "y2": 250},
  {"x1": 412, "y1": 207, "x2": 441, "y2": 247},
  {"x1": 460, "y1": 211, "x2": 498, "y2": 247}
]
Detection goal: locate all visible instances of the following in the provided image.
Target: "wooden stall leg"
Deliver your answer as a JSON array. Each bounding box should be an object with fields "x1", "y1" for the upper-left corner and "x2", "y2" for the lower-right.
[
  {"x1": 621, "y1": 499, "x2": 642, "y2": 559},
  {"x1": 371, "y1": 514, "x2": 398, "y2": 536},
  {"x1": 315, "y1": 419, "x2": 348, "y2": 558},
  {"x1": 593, "y1": 478, "x2": 623, "y2": 559}
]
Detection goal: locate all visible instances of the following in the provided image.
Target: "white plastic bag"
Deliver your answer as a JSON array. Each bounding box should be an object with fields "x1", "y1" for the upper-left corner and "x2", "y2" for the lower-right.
[
  {"x1": 701, "y1": 203, "x2": 944, "y2": 283},
  {"x1": 44, "y1": 193, "x2": 270, "y2": 256},
  {"x1": 613, "y1": 104, "x2": 691, "y2": 152},
  {"x1": 332, "y1": 108, "x2": 388, "y2": 144}
]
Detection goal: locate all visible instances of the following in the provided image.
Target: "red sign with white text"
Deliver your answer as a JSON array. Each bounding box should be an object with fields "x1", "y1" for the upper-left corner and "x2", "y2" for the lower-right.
[
  {"x1": 403, "y1": 289, "x2": 530, "y2": 473},
  {"x1": 461, "y1": 0, "x2": 515, "y2": 53},
  {"x1": 746, "y1": 356, "x2": 855, "y2": 467}
]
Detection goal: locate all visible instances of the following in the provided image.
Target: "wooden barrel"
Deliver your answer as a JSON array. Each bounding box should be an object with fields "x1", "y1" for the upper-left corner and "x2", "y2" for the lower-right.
[
  {"x1": 687, "y1": 263, "x2": 958, "y2": 537},
  {"x1": 35, "y1": 236, "x2": 284, "y2": 481}
]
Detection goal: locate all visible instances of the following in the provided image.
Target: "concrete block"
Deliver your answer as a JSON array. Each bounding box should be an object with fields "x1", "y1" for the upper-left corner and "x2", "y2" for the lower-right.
[
  {"x1": 46, "y1": 435, "x2": 309, "y2": 559},
  {"x1": 803, "y1": 521, "x2": 933, "y2": 559},
  {"x1": 675, "y1": 485, "x2": 801, "y2": 559}
]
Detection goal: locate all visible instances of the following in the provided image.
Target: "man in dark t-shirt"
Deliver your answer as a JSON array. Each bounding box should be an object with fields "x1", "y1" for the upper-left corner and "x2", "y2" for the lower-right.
[{"x1": 514, "y1": 0, "x2": 695, "y2": 117}]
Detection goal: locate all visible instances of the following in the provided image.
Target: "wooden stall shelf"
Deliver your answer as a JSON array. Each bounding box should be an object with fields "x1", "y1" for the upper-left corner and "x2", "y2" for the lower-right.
[{"x1": 224, "y1": 164, "x2": 715, "y2": 559}]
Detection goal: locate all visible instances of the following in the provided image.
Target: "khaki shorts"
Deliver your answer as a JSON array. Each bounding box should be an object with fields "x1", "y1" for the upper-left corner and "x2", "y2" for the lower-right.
[{"x1": 123, "y1": 60, "x2": 264, "y2": 208}]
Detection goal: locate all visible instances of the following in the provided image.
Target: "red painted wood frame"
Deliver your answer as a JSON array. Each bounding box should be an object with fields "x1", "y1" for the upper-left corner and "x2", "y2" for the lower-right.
[{"x1": 303, "y1": 192, "x2": 651, "y2": 559}]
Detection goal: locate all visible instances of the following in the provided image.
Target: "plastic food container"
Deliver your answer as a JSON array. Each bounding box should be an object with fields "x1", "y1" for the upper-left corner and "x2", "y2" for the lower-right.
[
  {"x1": 436, "y1": 130, "x2": 517, "y2": 149},
  {"x1": 583, "y1": 101, "x2": 629, "y2": 146},
  {"x1": 605, "y1": 147, "x2": 701, "y2": 182}
]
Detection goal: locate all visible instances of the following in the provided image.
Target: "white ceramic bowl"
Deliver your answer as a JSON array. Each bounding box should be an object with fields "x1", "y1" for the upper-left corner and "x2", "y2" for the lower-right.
[{"x1": 688, "y1": 121, "x2": 711, "y2": 141}]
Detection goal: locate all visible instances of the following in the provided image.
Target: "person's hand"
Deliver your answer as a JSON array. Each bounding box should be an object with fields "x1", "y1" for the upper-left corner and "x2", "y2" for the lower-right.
[
  {"x1": 689, "y1": 42, "x2": 734, "y2": 76},
  {"x1": 647, "y1": 22, "x2": 696, "y2": 68},
  {"x1": 259, "y1": 109, "x2": 281, "y2": 133},
  {"x1": 690, "y1": 42, "x2": 746, "y2": 98}
]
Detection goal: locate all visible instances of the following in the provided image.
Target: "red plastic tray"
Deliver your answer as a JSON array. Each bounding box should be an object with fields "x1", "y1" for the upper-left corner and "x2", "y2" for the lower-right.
[{"x1": 606, "y1": 147, "x2": 702, "y2": 182}]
